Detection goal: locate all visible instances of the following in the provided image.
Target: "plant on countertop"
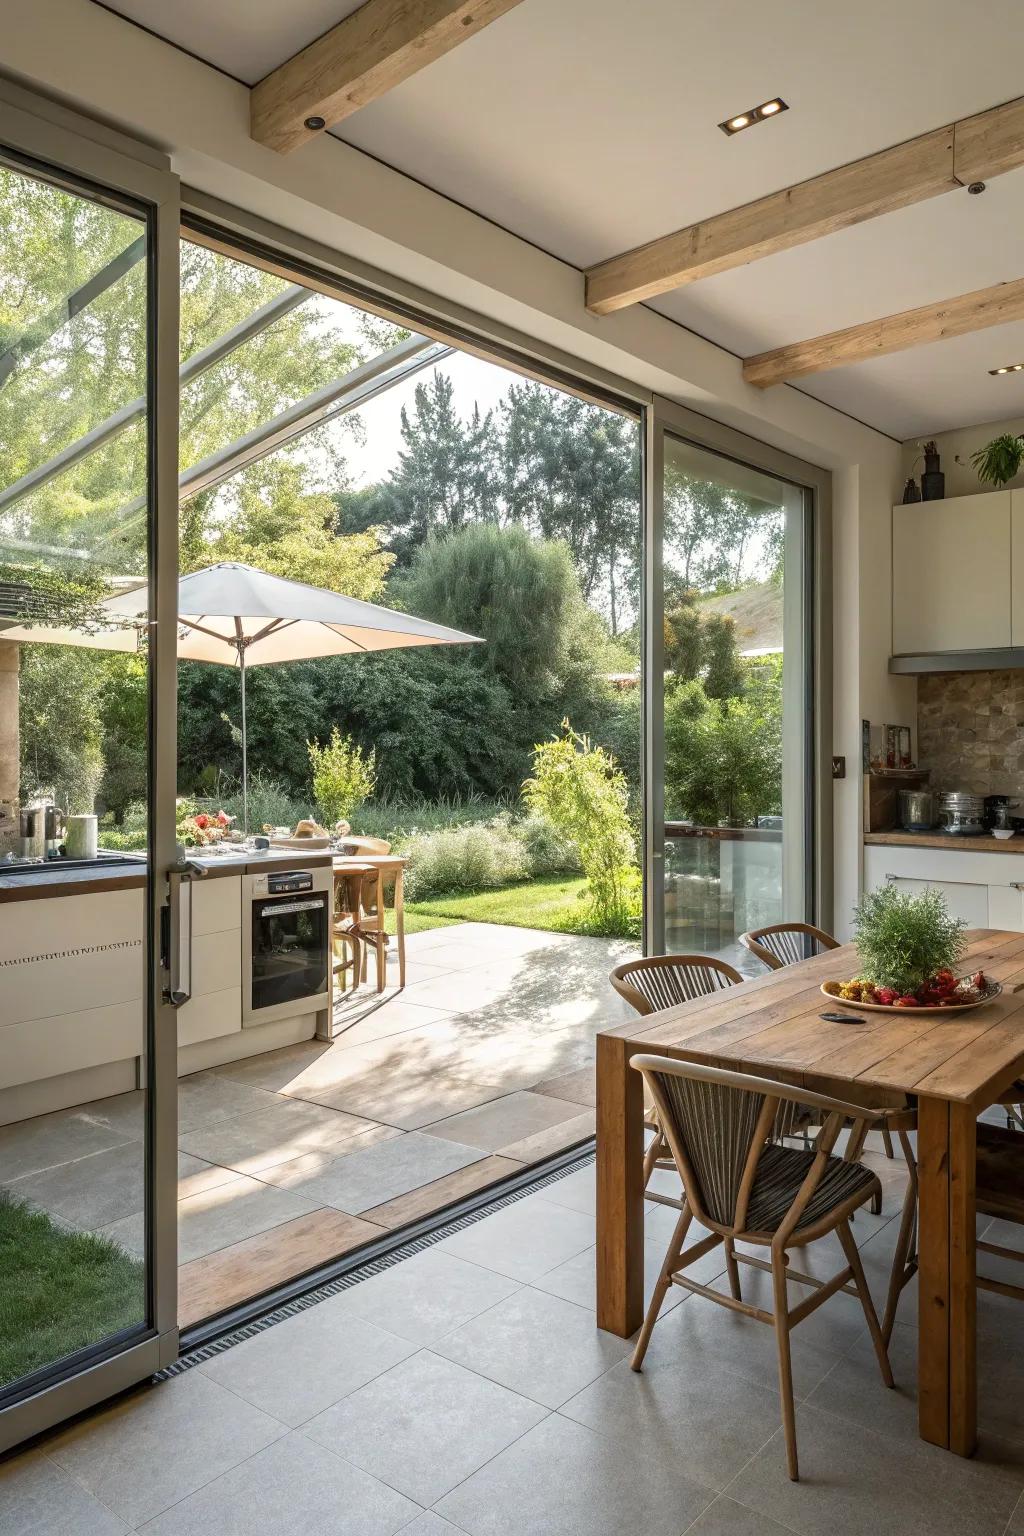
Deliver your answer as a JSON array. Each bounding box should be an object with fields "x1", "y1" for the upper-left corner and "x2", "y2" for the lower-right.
[
  {"x1": 971, "y1": 433, "x2": 1024, "y2": 488},
  {"x1": 850, "y1": 883, "x2": 967, "y2": 998}
]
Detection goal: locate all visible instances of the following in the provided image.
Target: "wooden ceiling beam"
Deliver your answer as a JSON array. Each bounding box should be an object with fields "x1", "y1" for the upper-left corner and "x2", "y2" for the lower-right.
[
  {"x1": 585, "y1": 96, "x2": 1024, "y2": 315},
  {"x1": 742, "y1": 276, "x2": 1024, "y2": 388},
  {"x1": 251, "y1": 0, "x2": 526, "y2": 154}
]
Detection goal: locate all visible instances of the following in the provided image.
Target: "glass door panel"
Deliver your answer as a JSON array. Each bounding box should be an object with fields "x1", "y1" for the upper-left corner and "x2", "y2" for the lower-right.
[
  {"x1": 647, "y1": 417, "x2": 814, "y2": 970},
  {"x1": 0, "y1": 95, "x2": 179, "y2": 1448}
]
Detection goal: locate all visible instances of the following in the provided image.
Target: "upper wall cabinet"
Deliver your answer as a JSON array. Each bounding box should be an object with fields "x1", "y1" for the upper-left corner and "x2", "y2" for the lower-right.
[{"x1": 892, "y1": 491, "x2": 1013, "y2": 655}]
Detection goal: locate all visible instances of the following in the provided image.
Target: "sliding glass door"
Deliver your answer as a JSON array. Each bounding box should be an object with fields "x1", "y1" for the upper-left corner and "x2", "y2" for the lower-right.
[
  {"x1": 644, "y1": 400, "x2": 826, "y2": 968},
  {"x1": 0, "y1": 87, "x2": 179, "y2": 1451}
]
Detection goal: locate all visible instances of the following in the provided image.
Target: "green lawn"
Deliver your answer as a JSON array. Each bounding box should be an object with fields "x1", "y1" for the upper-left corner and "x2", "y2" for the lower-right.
[
  {"x1": 0, "y1": 1193, "x2": 146, "y2": 1389},
  {"x1": 388, "y1": 873, "x2": 635, "y2": 938}
]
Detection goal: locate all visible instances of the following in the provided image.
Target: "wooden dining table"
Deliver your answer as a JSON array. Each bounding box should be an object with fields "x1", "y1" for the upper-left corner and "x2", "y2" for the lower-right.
[{"x1": 596, "y1": 929, "x2": 1024, "y2": 1457}]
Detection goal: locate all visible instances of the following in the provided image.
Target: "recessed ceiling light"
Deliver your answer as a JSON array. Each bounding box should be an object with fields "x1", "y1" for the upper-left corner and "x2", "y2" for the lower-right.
[
  {"x1": 719, "y1": 98, "x2": 789, "y2": 135},
  {"x1": 990, "y1": 362, "x2": 1024, "y2": 375}
]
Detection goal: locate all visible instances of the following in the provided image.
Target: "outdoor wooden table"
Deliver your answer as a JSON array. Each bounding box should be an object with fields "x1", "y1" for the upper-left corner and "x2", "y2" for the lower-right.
[
  {"x1": 596, "y1": 929, "x2": 1024, "y2": 1458},
  {"x1": 332, "y1": 852, "x2": 408, "y2": 987}
]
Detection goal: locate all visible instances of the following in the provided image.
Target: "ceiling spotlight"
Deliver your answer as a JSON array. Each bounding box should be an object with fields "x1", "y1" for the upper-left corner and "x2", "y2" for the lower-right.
[
  {"x1": 304, "y1": 115, "x2": 326, "y2": 131},
  {"x1": 719, "y1": 98, "x2": 789, "y2": 135},
  {"x1": 989, "y1": 362, "x2": 1024, "y2": 375}
]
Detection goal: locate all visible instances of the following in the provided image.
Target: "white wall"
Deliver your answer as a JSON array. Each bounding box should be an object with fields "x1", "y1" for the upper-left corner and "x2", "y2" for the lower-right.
[
  {"x1": 902, "y1": 414, "x2": 1024, "y2": 498},
  {"x1": 0, "y1": 0, "x2": 906, "y2": 933}
]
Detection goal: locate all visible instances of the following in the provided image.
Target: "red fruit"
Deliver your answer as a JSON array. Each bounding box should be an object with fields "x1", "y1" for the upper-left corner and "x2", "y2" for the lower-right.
[
  {"x1": 894, "y1": 995, "x2": 918, "y2": 1008},
  {"x1": 973, "y1": 971, "x2": 986, "y2": 990},
  {"x1": 875, "y1": 987, "x2": 896, "y2": 1006}
]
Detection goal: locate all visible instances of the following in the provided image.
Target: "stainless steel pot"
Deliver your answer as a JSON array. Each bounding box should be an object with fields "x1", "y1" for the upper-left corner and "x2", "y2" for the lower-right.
[
  {"x1": 898, "y1": 788, "x2": 936, "y2": 831},
  {"x1": 937, "y1": 791, "x2": 985, "y2": 836}
]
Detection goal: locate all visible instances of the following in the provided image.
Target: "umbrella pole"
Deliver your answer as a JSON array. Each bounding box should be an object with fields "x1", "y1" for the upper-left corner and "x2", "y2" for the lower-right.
[{"x1": 239, "y1": 644, "x2": 249, "y2": 836}]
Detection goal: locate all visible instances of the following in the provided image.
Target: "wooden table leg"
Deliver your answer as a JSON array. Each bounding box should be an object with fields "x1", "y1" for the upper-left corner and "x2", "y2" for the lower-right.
[
  {"x1": 596, "y1": 1033, "x2": 644, "y2": 1337},
  {"x1": 394, "y1": 867, "x2": 406, "y2": 990},
  {"x1": 917, "y1": 1096, "x2": 977, "y2": 1455}
]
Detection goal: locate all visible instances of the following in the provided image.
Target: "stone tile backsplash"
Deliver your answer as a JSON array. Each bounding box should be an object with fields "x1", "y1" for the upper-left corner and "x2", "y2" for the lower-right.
[{"x1": 917, "y1": 671, "x2": 1024, "y2": 796}]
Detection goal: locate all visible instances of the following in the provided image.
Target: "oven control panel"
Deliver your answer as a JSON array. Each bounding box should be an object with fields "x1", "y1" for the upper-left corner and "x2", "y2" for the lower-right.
[{"x1": 251, "y1": 870, "x2": 315, "y2": 898}]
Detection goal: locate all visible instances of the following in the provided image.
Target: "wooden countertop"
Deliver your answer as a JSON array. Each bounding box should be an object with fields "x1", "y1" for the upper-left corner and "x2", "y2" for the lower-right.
[{"x1": 864, "y1": 831, "x2": 1024, "y2": 854}]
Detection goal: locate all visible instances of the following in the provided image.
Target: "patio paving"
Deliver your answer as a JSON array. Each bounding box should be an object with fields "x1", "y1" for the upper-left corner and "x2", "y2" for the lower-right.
[{"x1": 0, "y1": 921, "x2": 637, "y2": 1328}]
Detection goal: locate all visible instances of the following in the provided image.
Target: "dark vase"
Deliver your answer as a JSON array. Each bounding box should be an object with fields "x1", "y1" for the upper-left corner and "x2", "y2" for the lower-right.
[
  {"x1": 902, "y1": 477, "x2": 921, "y2": 504},
  {"x1": 921, "y1": 441, "x2": 944, "y2": 501}
]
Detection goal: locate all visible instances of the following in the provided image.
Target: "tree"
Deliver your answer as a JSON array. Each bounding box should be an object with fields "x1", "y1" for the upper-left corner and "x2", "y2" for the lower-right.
[
  {"x1": 664, "y1": 680, "x2": 781, "y2": 827},
  {"x1": 663, "y1": 589, "x2": 746, "y2": 700},
  {"x1": 496, "y1": 382, "x2": 640, "y2": 634},
  {"x1": 663, "y1": 465, "x2": 779, "y2": 594},
  {"x1": 343, "y1": 373, "x2": 498, "y2": 564}
]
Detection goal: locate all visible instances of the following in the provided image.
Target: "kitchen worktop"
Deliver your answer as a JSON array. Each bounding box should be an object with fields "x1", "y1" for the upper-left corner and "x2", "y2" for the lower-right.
[
  {"x1": 0, "y1": 845, "x2": 332, "y2": 901},
  {"x1": 864, "y1": 830, "x2": 1024, "y2": 854}
]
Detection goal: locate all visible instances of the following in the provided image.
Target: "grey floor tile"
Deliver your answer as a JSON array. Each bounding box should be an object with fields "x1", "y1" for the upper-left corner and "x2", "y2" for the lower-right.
[
  {"x1": 99, "y1": 1173, "x2": 320, "y2": 1262},
  {"x1": 175, "y1": 1071, "x2": 283, "y2": 1132},
  {"x1": 304, "y1": 1349, "x2": 547, "y2": 1505},
  {"x1": 427, "y1": 1091, "x2": 587, "y2": 1152},
  {"x1": 536, "y1": 1161, "x2": 596, "y2": 1215},
  {"x1": 682, "y1": 1495, "x2": 799, "y2": 1536},
  {"x1": 176, "y1": 1151, "x2": 241, "y2": 1200},
  {"x1": 45, "y1": 1371, "x2": 285, "y2": 1528},
  {"x1": 0, "y1": 1448, "x2": 129, "y2": 1535},
  {"x1": 435, "y1": 1412, "x2": 712, "y2": 1536},
  {"x1": 1009, "y1": 1489, "x2": 1024, "y2": 1534},
  {"x1": 177, "y1": 1097, "x2": 380, "y2": 1174},
  {"x1": 434, "y1": 1286, "x2": 630, "y2": 1408},
  {"x1": 729, "y1": 1401, "x2": 1024, "y2": 1536},
  {"x1": 561, "y1": 1338, "x2": 782, "y2": 1491},
  {"x1": 199, "y1": 1305, "x2": 417, "y2": 1425},
  {"x1": 0, "y1": 1102, "x2": 137, "y2": 1185},
  {"x1": 436, "y1": 1193, "x2": 594, "y2": 1281},
  {"x1": 532, "y1": 1234, "x2": 691, "y2": 1315},
  {"x1": 628, "y1": 1283, "x2": 844, "y2": 1403},
  {"x1": 397, "y1": 1515, "x2": 468, "y2": 1536},
  {"x1": 137, "y1": 1429, "x2": 418, "y2": 1536},
  {"x1": 258, "y1": 1131, "x2": 485, "y2": 1214},
  {"x1": 306, "y1": 1075, "x2": 504, "y2": 1131},
  {"x1": 322, "y1": 1247, "x2": 521, "y2": 1344},
  {"x1": 329, "y1": 995, "x2": 453, "y2": 1049},
  {"x1": 12, "y1": 1141, "x2": 144, "y2": 1229}
]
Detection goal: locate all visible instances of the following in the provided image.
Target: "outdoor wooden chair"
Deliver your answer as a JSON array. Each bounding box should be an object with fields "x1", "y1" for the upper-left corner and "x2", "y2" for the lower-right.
[
  {"x1": 630, "y1": 1054, "x2": 894, "y2": 1481},
  {"x1": 332, "y1": 864, "x2": 371, "y2": 993},
  {"x1": 352, "y1": 863, "x2": 389, "y2": 992},
  {"x1": 610, "y1": 956, "x2": 743, "y2": 1198}
]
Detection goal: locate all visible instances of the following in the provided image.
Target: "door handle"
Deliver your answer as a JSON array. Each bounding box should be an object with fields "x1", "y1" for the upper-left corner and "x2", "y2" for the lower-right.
[{"x1": 163, "y1": 860, "x2": 207, "y2": 1008}]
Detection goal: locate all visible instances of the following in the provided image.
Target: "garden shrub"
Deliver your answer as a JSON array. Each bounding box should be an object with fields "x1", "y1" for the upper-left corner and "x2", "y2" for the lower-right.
[
  {"x1": 524, "y1": 723, "x2": 639, "y2": 932},
  {"x1": 518, "y1": 810, "x2": 581, "y2": 876},
  {"x1": 308, "y1": 727, "x2": 376, "y2": 824},
  {"x1": 402, "y1": 817, "x2": 530, "y2": 901}
]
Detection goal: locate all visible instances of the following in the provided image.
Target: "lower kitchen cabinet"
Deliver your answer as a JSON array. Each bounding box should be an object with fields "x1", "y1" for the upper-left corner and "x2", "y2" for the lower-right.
[{"x1": 863, "y1": 843, "x2": 1024, "y2": 932}]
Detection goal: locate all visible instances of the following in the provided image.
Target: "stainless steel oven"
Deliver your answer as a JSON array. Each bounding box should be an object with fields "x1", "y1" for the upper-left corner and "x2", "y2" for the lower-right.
[{"x1": 242, "y1": 865, "x2": 332, "y2": 1026}]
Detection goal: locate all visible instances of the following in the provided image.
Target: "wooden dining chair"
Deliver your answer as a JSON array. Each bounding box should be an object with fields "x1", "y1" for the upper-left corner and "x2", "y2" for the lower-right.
[
  {"x1": 610, "y1": 956, "x2": 743, "y2": 1196},
  {"x1": 739, "y1": 921, "x2": 840, "y2": 971},
  {"x1": 739, "y1": 920, "x2": 899, "y2": 1164},
  {"x1": 882, "y1": 1113, "x2": 1024, "y2": 1342},
  {"x1": 332, "y1": 865, "x2": 368, "y2": 994},
  {"x1": 353, "y1": 864, "x2": 389, "y2": 993},
  {"x1": 630, "y1": 1054, "x2": 894, "y2": 1481}
]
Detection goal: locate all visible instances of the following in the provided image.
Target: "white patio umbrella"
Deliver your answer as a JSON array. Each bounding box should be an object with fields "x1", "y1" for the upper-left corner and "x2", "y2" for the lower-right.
[{"x1": 2, "y1": 562, "x2": 482, "y2": 830}]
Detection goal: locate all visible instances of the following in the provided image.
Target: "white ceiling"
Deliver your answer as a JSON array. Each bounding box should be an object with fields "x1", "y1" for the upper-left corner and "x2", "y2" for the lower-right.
[{"x1": 95, "y1": 0, "x2": 1024, "y2": 438}]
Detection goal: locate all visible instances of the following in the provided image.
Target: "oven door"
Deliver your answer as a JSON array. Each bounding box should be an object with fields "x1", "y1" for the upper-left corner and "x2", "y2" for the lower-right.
[{"x1": 245, "y1": 888, "x2": 330, "y2": 1024}]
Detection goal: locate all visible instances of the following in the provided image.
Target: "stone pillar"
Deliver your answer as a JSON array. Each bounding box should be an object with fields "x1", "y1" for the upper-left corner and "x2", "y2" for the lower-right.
[{"x1": 0, "y1": 641, "x2": 20, "y2": 805}]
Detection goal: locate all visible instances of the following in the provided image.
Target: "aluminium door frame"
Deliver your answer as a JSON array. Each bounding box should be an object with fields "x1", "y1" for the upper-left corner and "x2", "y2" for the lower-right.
[
  {"x1": 0, "y1": 80, "x2": 181, "y2": 1454},
  {"x1": 643, "y1": 395, "x2": 833, "y2": 955}
]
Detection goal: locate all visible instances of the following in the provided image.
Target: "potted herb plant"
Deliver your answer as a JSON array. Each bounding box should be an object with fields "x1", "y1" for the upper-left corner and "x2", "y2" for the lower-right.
[
  {"x1": 839, "y1": 884, "x2": 968, "y2": 1006},
  {"x1": 971, "y1": 433, "x2": 1024, "y2": 488}
]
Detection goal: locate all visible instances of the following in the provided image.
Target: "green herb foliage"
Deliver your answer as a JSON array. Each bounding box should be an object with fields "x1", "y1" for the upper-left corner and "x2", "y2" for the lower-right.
[
  {"x1": 852, "y1": 883, "x2": 967, "y2": 996},
  {"x1": 970, "y1": 433, "x2": 1024, "y2": 488}
]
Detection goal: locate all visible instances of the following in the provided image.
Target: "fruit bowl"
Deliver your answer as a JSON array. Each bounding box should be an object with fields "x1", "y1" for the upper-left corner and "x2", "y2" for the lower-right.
[{"x1": 820, "y1": 975, "x2": 1002, "y2": 1016}]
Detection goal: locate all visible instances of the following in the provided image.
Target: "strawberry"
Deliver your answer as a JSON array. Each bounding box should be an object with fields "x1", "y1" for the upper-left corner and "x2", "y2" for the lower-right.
[{"x1": 875, "y1": 987, "x2": 896, "y2": 1006}]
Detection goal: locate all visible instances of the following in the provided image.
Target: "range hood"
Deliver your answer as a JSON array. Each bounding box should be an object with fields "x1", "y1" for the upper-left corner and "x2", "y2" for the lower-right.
[{"x1": 889, "y1": 648, "x2": 1024, "y2": 675}]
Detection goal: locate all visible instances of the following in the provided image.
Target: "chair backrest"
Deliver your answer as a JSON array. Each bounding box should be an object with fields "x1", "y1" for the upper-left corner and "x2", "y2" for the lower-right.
[
  {"x1": 610, "y1": 954, "x2": 742, "y2": 1017},
  {"x1": 334, "y1": 863, "x2": 374, "y2": 920},
  {"x1": 739, "y1": 922, "x2": 839, "y2": 972}
]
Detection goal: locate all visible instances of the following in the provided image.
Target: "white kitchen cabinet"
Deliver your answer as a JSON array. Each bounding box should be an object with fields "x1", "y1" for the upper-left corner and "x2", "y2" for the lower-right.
[
  {"x1": 862, "y1": 843, "x2": 1024, "y2": 933},
  {"x1": 1012, "y1": 489, "x2": 1024, "y2": 646},
  {"x1": 881, "y1": 874, "x2": 990, "y2": 928},
  {"x1": 892, "y1": 491, "x2": 1012, "y2": 654}
]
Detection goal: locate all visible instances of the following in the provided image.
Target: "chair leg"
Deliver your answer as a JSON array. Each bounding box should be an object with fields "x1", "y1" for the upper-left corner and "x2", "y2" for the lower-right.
[
  {"x1": 631, "y1": 1205, "x2": 692, "y2": 1372},
  {"x1": 724, "y1": 1237, "x2": 742, "y2": 1301},
  {"x1": 881, "y1": 1124, "x2": 895, "y2": 1159},
  {"x1": 642, "y1": 1130, "x2": 667, "y2": 1188},
  {"x1": 881, "y1": 1129, "x2": 919, "y2": 1344},
  {"x1": 770, "y1": 1244, "x2": 799, "y2": 1482},
  {"x1": 837, "y1": 1217, "x2": 894, "y2": 1388}
]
